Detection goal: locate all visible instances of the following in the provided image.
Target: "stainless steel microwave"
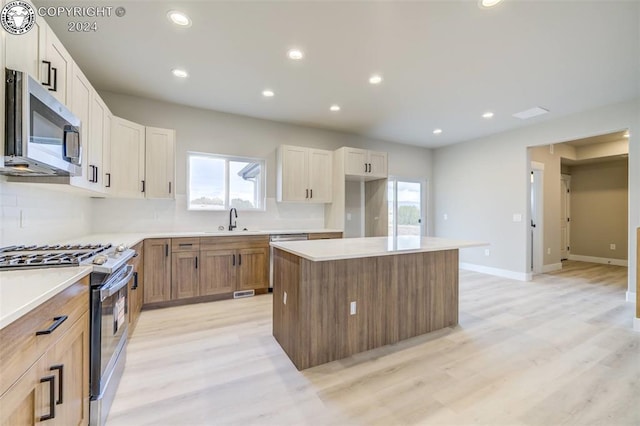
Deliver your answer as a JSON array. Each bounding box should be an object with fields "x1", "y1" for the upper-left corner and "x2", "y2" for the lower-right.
[{"x1": 2, "y1": 68, "x2": 82, "y2": 176}]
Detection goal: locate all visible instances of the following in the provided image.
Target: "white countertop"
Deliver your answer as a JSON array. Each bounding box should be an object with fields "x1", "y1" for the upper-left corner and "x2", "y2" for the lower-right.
[
  {"x1": 0, "y1": 266, "x2": 92, "y2": 329},
  {"x1": 64, "y1": 229, "x2": 343, "y2": 248},
  {"x1": 0, "y1": 228, "x2": 341, "y2": 329},
  {"x1": 270, "y1": 236, "x2": 487, "y2": 261}
]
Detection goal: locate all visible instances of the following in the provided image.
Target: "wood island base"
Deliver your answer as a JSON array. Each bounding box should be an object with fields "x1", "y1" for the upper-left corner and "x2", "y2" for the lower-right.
[{"x1": 272, "y1": 248, "x2": 459, "y2": 370}]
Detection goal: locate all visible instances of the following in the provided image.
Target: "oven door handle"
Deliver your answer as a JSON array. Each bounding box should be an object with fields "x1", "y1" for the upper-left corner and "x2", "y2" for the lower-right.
[{"x1": 100, "y1": 265, "x2": 134, "y2": 301}]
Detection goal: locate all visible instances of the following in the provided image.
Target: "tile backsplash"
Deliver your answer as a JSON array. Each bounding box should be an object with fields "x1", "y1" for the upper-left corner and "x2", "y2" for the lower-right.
[{"x1": 0, "y1": 180, "x2": 93, "y2": 246}]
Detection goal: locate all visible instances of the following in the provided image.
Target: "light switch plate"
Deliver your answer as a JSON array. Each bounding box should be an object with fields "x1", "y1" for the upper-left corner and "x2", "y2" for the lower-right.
[{"x1": 513, "y1": 213, "x2": 522, "y2": 222}]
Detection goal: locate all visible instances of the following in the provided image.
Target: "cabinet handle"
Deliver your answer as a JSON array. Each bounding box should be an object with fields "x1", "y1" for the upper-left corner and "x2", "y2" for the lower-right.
[
  {"x1": 95, "y1": 166, "x2": 99, "y2": 183},
  {"x1": 49, "y1": 67, "x2": 58, "y2": 92},
  {"x1": 305, "y1": 189, "x2": 309, "y2": 199},
  {"x1": 50, "y1": 365, "x2": 63, "y2": 405},
  {"x1": 232, "y1": 254, "x2": 236, "y2": 266},
  {"x1": 132, "y1": 271, "x2": 138, "y2": 290},
  {"x1": 141, "y1": 180, "x2": 145, "y2": 193},
  {"x1": 195, "y1": 256, "x2": 198, "y2": 269},
  {"x1": 165, "y1": 244, "x2": 169, "y2": 257},
  {"x1": 41, "y1": 60, "x2": 52, "y2": 87},
  {"x1": 40, "y1": 375, "x2": 56, "y2": 421},
  {"x1": 88, "y1": 165, "x2": 93, "y2": 182},
  {"x1": 310, "y1": 189, "x2": 313, "y2": 199},
  {"x1": 238, "y1": 254, "x2": 242, "y2": 266},
  {"x1": 178, "y1": 243, "x2": 192, "y2": 247},
  {"x1": 368, "y1": 163, "x2": 372, "y2": 173},
  {"x1": 105, "y1": 173, "x2": 111, "y2": 188},
  {"x1": 36, "y1": 316, "x2": 68, "y2": 336},
  {"x1": 169, "y1": 182, "x2": 172, "y2": 194}
]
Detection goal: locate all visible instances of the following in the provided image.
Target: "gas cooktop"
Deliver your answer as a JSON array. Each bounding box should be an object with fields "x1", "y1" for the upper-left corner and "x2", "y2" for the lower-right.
[{"x1": 0, "y1": 243, "x2": 134, "y2": 273}]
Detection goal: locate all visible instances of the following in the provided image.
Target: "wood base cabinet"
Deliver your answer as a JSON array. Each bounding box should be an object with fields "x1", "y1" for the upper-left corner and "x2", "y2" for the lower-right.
[
  {"x1": 143, "y1": 238, "x2": 171, "y2": 304},
  {"x1": 0, "y1": 279, "x2": 90, "y2": 426},
  {"x1": 128, "y1": 242, "x2": 144, "y2": 334}
]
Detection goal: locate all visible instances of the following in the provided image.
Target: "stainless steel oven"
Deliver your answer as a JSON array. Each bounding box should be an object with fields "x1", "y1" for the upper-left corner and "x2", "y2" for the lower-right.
[{"x1": 89, "y1": 263, "x2": 134, "y2": 426}]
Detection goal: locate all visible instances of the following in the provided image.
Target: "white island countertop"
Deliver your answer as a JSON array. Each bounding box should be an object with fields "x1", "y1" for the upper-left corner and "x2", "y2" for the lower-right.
[
  {"x1": 0, "y1": 266, "x2": 93, "y2": 329},
  {"x1": 270, "y1": 236, "x2": 487, "y2": 262}
]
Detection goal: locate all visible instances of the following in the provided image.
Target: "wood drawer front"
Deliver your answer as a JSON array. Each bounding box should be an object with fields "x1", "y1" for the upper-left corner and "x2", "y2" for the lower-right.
[
  {"x1": 0, "y1": 277, "x2": 89, "y2": 397},
  {"x1": 201, "y1": 235, "x2": 269, "y2": 251},
  {"x1": 172, "y1": 238, "x2": 200, "y2": 252},
  {"x1": 308, "y1": 232, "x2": 343, "y2": 240}
]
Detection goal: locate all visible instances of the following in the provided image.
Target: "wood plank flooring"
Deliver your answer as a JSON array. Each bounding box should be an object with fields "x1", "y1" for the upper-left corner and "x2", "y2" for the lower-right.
[{"x1": 106, "y1": 261, "x2": 639, "y2": 426}]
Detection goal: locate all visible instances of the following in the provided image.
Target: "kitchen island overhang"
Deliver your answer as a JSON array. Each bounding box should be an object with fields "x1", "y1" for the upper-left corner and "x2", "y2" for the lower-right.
[{"x1": 271, "y1": 236, "x2": 487, "y2": 370}]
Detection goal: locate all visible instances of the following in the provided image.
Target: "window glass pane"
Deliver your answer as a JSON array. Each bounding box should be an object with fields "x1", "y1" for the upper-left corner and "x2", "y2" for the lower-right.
[
  {"x1": 229, "y1": 160, "x2": 261, "y2": 209},
  {"x1": 388, "y1": 180, "x2": 395, "y2": 237},
  {"x1": 189, "y1": 155, "x2": 225, "y2": 210},
  {"x1": 397, "y1": 181, "x2": 421, "y2": 236}
]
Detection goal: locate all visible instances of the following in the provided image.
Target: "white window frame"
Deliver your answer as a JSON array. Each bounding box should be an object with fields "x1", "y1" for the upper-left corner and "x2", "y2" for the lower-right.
[{"x1": 187, "y1": 151, "x2": 266, "y2": 211}]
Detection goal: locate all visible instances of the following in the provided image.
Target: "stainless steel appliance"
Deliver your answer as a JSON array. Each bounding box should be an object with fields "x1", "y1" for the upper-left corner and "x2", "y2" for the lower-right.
[
  {"x1": 3, "y1": 68, "x2": 82, "y2": 176},
  {"x1": 269, "y1": 233, "x2": 308, "y2": 289},
  {"x1": 0, "y1": 242, "x2": 135, "y2": 426}
]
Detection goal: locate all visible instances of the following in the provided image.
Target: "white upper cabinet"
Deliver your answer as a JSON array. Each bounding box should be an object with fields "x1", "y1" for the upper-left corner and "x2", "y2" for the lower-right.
[
  {"x1": 110, "y1": 117, "x2": 146, "y2": 199},
  {"x1": 4, "y1": 1, "x2": 43, "y2": 79},
  {"x1": 145, "y1": 127, "x2": 176, "y2": 199},
  {"x1": 277, "y1": 145, "x2": 333, "y2": 203},
  {"x1": 343, "y1": 147, "x2": 388, "y2": 180},
  {"x1": 89, "y1": 92, "x2": 111, "y2": 191},
  {"x1": 40, "y1": 23, "x2": 73, "y2": 106},
  {"x1": 69, "y1": 65, "x2": 93, "y2": 191}
]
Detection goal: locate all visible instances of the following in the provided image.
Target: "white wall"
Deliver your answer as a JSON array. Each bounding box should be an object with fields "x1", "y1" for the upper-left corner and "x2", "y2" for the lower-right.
[
  {"x1": 0, "y1": 178, "x2": 93, "y2": 246},
  {"x1": 433, "y1": 98, "x2": 639, "y2": 295},
  {"x1": 95, "y1": 91, "x2": 434, "y2": 233}
]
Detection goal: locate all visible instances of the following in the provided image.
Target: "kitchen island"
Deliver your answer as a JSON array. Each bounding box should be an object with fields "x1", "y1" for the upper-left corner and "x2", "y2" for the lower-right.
[{"x1": 271, "y1": 236, "x2": 485, "y2": 370}]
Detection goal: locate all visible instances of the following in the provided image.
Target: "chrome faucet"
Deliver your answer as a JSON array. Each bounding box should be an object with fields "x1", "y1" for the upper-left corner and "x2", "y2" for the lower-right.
[{"x1": 229, "y1": 208, "x2": 238, "y2": 231}]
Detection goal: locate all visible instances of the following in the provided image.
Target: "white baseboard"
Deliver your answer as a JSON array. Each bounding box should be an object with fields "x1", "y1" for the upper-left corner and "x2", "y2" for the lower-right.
[
  {"x1": 568, "y1": 254, "x2": 628, "y2": 267},
  {"x1": 627, "y1": 291, "x2": 637, "y2": 303},
  {"x1": 459, "y1": 263, "x2": 531, "y2": 281},
  {"x1": 634, "y1": 317, "x2": 640, "y2": 333},
  {"x1": 542, "y1": 263, "x2": 563, "y2": 273}
]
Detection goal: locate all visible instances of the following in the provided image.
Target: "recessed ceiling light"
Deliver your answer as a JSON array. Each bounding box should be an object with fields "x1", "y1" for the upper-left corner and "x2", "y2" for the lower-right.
[
  {"x1": 512, "y1": 106, "x2": 549, "y2": 120},
  {"x1": 262, "y1": 89, "x2": 274, "y2": 97},
  {"x1": 330, "y1": 105, "x2": 341, "y2": 112},
  {"x1": 287, "y1": 49, "x2": 304, "y2": 60},
  {"x1": 479, "y1": 0, "x2": 503, "y2": 8},
  {"x1": 482, "y1": 112, "x2": 494, "y2": 119},
  {"x1": 171, "y1": 68, "x2": 188, "y2": 78},
  {"x1": 433, "y1": 129, "x2": 443, "y2": 135},
  {"x1": 167, "y1": 10, "x2": 192, "y2": 27},
  {"x1": 369, "y1": 74, "x2": 383, "y2": 85}
]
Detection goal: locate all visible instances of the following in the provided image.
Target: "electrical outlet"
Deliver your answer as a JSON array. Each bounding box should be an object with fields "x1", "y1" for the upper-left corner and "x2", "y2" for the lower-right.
[
  {"x1": 610, "y1": 244, "x2": 616, "y2": 250},
  {"x1": 547, "y1": 248, "x2": 551, "y2": 255},
  {"x1": 350, "y1": 301, "x2": 357, "y2": 315},
  {"x1": 484, "y1": 249, "x2": 490, "y2": 256},
  {"x1": 283, "y1": 292, "x2": 287, "y2": 305},
  {"x1": 19, "y1": 210, "x2": 26, "y2": 228},
  {"x1": 443, "y1": 213, "x2": 448, "y2": 221}
]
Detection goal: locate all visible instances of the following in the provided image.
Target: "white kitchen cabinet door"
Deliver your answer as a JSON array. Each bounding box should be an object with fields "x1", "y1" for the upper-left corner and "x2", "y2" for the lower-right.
[
  {"x1": 88, "y1": 92, "x2": 110, "y2": 191},
  {"x1": 102, "y1": 111, "x2": 113, "y2": 192},
  {"x1": 110, "y1": 117, "x2": 146, "y2": 199},
  {"x1": 344, "y1": 148, "x2": 369, "y2": 176},
  {"x1": 343, "y1": 148, "x2": 388, "y2": 180},
  {"x1": 1, "y1": 27, "x2": 4, "y2": 167},
  {"x1": 307, "y1": 149, "x2": 332, "y2": 202},
  {"x1": 4, "y1": 3, "x2": 43, "y2": 80},
  {"x1": 69, "y1": 65, "x2": 93, "y2": 191},
  {"x1": 277, "y1": 145, "x2": 309, "y2": 202},
  {"x1": 145, "y1": 127, "x2": 176, "y2": 199},
  {"x1": 41, "y1": 24, "x2": 73, "y2": 106},
  {"x1": 367, "y1": 151, "x2": 388, "y2": 178}
]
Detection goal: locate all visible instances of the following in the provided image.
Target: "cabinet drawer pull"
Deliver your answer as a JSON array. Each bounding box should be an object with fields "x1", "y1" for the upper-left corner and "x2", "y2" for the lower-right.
[
  {"x1": 36, "y1": 316, "x2": 68, "y2": 336},
  {"x1": 40, "y1": 375, "x2": 56, "y2": 421},
  {"x1": 50, "y1": 365, "x2": 63, "y2": 405},
  {"x1": 178, "y1": 243, "x2": 192, "y2": 247}
]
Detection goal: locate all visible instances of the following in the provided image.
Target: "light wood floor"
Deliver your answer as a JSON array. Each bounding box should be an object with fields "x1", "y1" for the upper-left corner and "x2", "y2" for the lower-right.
[{"x1": 107, "y1": 261, "x2": 639, "y2": 426}]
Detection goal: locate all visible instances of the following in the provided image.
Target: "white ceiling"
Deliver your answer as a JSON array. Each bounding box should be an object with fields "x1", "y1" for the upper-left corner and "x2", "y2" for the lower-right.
[{"x1": 38, "y1": 0, "x2": 640, "y2": 148}]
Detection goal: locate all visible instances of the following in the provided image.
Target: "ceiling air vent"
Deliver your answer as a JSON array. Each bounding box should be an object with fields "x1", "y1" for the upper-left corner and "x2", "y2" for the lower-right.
[{"x1": 512, "y1": 107, "x2": 549, "y2": 120}]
